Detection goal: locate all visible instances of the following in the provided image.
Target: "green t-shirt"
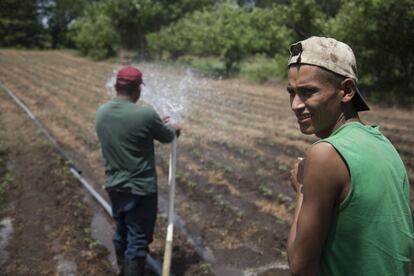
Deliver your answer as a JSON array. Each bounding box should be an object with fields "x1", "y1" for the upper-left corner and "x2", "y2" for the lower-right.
[
  {"x1": 96, "y1": 98, "x2": 176, "y2": 195},
  {"x1": 319, "y1": 122, "x2": 413, "y2": 276}
]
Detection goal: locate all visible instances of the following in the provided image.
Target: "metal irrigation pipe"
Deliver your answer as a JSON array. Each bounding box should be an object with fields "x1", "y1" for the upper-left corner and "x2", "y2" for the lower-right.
[
  {"x1": 0, "y1": 83, "x2": 163, "y2": 275},
  {"x1": 162, "y1": 138, "x2": 177, "y2": 276}
]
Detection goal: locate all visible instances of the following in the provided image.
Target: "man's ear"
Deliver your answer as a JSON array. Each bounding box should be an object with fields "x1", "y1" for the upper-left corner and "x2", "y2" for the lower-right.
[{"x1": 340, "y1": 78, "x2": 357, "y2": 104}]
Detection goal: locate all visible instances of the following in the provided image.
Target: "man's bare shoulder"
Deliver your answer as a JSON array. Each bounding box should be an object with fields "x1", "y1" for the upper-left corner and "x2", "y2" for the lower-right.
[
  {"x1": 303, "y1": 142, "x2": 349, "y2": 199},
  {"x1": 306, "y1": 142, "x2": 339, "y2": 164}
]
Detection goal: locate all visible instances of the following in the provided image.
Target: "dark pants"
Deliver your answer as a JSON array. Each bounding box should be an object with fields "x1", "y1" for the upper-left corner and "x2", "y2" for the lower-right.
[{"x1": 108, "y1": 191, "x2": 158, "y2": 261}]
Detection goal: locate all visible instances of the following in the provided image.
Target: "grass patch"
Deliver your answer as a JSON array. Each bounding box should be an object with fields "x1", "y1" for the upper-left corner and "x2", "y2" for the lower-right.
[
  {"x1": 177, "y1": 56, "x2": 227, "y2": 78},
  {"x1": 239, "y1": 54, "x2": 287, "y2": 84},
  {"x1": 175, "y1": 54, "x2": 288, "y2": 83}
]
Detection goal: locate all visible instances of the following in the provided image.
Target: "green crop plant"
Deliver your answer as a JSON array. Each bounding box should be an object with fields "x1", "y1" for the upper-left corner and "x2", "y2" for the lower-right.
[
  {"x1": 83, "y1": 227, "x2": 92, "y2": 235},
  {"x1": 198, "y1": 262, "x2": 212, "y2": 275},
  {"x1": 73, "y1": 198, "x2": 86, "y2": 211},
  {"x1": 280, "y1": 250, "x2": 288, "y2": 261},
  {"x1": 223, "y1": 165, "x2": 234, "y2": 174},
  {"x1": 277, "y1": 193, "x2": 292, "y2": 204},
  {"x1": 0, "y1": 172, "x2": 13, "y2": 198},
  {"x1": 36, "y1": 128, "x2": 43, "y2": 136},
  {"x1": 84, "y1": 237, "x2": 102, "y2": 249},
  {"x1": 63, "y1": 160, "x2": 74, "y2": 176},
  {"x1": 288, "y1": 202, "x2": 296, "y2": 212},
  {"x1": 259, "y1": 184, "x2": 273, "y2": 197},
  {"x1": 175, "y1": 172, "x2": 185, "y2": 181},
  {"x1": 65, "y1": 159, "x2": 74, "y2": 168},
  {"x1": 278, "y1": 163, "x2": 289, "y2": 172},
  {"x1": 275, "y1": 217, "x2": 285, "y2": 225},
  {"x1": 186, "y1": 180, "x2": 197, "y2": 189},
  {"x1": 236, "y1": 210, "x2": 245, "y2": 221},
  {"x1": 213, "y1": 194, "x2": 226, "y2": 207}
]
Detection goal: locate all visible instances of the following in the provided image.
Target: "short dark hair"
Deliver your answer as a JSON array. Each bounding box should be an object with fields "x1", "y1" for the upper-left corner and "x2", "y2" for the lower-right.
[
  {"x1": 316, "y1": 67, "x2": 346, "y2": 90},
  {"x1": 115, "y1": 82, "x2": 139, "y2": 95},
  {"x1": 316, "y1": 67, "x2": 365, "y2": 111}
]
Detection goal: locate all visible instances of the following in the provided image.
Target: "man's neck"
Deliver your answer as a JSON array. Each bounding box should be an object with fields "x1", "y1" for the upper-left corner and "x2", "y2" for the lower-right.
[
  {"x1": 116, "y1": 94, "x2": 134, "y2": 102},
  {"x1": 317, "y1": 112, "x2": 362, "y2": 139}
]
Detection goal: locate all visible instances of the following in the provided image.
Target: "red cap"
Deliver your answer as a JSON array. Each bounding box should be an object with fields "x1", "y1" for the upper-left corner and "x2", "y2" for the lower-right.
[{"x1": 116, "y1": 66, "x2": 143, "y2": 86}]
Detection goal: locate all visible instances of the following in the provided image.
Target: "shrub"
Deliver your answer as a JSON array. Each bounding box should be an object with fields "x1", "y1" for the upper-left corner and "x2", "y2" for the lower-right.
[{"x1": 69, "y1": 4, "x2": 118, "y2": 60}]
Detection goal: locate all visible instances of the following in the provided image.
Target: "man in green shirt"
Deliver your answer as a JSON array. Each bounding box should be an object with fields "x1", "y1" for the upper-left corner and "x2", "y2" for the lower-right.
[
  {"x1": 286, "y1": 37, "x2": 413, "y2": 275},
  {"x1": 96, "y1": 66, "x2": 180, "y2": 276}
]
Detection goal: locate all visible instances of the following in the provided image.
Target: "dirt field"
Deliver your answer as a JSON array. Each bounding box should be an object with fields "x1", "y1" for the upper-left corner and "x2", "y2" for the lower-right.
[
  {"x1": 0, "y1": 86, "x2": 114, "y2": 275},
  {"x1": 0, "y1": 49, "x2": 413, "y2": 275}
]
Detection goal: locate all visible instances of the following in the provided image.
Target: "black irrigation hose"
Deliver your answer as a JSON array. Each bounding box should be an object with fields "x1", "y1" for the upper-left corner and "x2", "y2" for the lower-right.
[
  {"x1": 2, "y1": 85, "x2": 82, "y2": 173},
  {"x1": 0, "y1": 83, "x2": 163, "y2": 275}
]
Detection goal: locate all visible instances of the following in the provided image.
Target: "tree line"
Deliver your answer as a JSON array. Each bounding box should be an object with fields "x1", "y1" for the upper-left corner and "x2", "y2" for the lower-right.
[{"x1": 0, "y1": 0, "x2": 413, "y2": 102}]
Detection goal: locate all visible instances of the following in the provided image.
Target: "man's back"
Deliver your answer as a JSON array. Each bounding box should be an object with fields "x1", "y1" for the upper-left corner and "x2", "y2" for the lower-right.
[
  {"x1": 319, "y1": 122, "x2": 413, "y2": 275},
  {"x1": 96, "y1": 98, "x2": 175, "y2": 194}
]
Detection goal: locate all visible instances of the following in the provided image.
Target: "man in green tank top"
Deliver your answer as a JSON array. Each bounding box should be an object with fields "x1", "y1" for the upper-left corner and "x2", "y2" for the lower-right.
[{"x1": 285, "y1": 36, "x2": 413, "y2": 275}]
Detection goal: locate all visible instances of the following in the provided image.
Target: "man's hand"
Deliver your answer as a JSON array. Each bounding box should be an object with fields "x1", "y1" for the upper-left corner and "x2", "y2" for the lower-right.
[
  {"x1": 172, "y1": 124, "x2": 181, "y2": 138},
  {"x1": 162, "y1": 116, "x2": 181, "y2": 138},
  {"x1": 290, "y1": 157, "x2": 304, "y2": 193},
  {"x1": 162, "y1": 116, "x2": 170, "y2": 124}
]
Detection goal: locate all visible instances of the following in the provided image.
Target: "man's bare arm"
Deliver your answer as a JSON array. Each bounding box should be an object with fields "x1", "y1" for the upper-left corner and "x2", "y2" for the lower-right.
[{"x1": 287, "y1": 142, "x2": 349, "y2": 276}]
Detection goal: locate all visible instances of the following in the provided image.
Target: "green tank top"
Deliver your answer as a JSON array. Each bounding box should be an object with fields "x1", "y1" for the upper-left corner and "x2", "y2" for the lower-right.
[{"x1": 319, "y1": 122, "x2": 413, "y2": 276}]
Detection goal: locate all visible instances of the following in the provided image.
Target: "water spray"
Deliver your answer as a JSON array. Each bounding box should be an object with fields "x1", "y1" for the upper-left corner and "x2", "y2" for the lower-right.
[{"x1": 140, "y1": 67, "x2": 194, "y2": 275}]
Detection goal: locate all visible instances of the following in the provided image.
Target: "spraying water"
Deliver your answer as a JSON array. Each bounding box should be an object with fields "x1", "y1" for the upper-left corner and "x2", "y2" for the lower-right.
[{"x1": 106, "y1": 65, "x2": 204, "y2": 124}]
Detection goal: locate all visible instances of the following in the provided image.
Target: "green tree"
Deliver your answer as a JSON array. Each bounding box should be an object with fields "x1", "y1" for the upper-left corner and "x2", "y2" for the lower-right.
[
  {"x1": 102, "y1": 0, "x2": 217, "y2": 59},
  {"x1": 148, "y1": 5, "x2": 293, "y2": 74},
  {"x1": 324, "y1": 0, "x2": 414, "y2": 101},
  {"x1": 0, "y1": 0, "x2": 45, "y2": 47},
  {"x1": 70, "y1": 3, "x2": 118, "y2": 59},
  {"x1": 315, "y1": 0, "x2": 342, "y2": 17},
  {"x1": 42, "y1": 0, "x2": 88, "y2": 48},
  {"x1": 284, "y1": 0, "x2": 325, "y2": 40}
]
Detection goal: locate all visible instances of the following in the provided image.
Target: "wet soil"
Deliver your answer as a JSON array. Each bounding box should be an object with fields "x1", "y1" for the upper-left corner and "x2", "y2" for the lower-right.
[{"x1": 0, "y1": 90, "x2": 113, "y2": 275}]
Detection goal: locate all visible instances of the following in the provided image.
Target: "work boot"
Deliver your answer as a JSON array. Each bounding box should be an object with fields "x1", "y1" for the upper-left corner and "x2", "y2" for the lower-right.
[
  {"x1": 123, "y1": 258, "x2": 146, "y2": 276},
  {"x1": 116, "y1": 251, "x2": 125, "y2": 276}
]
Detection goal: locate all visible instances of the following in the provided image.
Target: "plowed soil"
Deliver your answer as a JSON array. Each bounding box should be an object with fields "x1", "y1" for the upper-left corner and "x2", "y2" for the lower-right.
[
  {"x1": 0, "y1": 88, "x2": 113, "y2": 275},
  {"x1": 0, "y1": 50, "x2": 412, "y2": 275}
]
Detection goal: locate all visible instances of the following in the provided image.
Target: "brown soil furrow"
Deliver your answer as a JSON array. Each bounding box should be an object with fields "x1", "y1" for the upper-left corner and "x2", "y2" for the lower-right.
[
  {"x1": 0, "y1": 53, "x2": 109, "y2": 108},
  {"x1": 188, "y1": 99, "x2": 289, "y2": 130},
  {"x1": 19, "y1": 55, "x2": 111, "y2": 95},
  {"x1": 0, "y1": 68, "x2": 97, "y2": 149},
  {"x1": 212, "y1": 78, "x2": 288, "y2": 101},
  {"x1": 0, "y1": 64, "x2": 100, "y2": 131},
  {"x1": 362, "y1": 109, "x2": 414, "y2": 128},
  {"x1": 0, "y1": 60, "x2": 93, "y2": 106},
  {"x1": 180, "y1": 118, "x2": 311, "y2": 159},
  {"x1": 1, "y1": 50, "x2": 113, "y2": 82},
  {"x1": 188, "y1": 84, "x2": 290, "y2": 118}
]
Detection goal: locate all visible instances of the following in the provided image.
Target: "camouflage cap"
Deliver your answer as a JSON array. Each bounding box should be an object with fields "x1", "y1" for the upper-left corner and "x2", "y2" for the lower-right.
[{"x1": 288, "y1": 36, "x2": 369, "y2": 111}]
